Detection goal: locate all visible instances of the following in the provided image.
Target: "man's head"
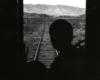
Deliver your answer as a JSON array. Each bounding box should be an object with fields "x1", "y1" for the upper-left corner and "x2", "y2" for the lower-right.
[{"x1": 49, "y1": 19, "x2": 73, "y2": 51}]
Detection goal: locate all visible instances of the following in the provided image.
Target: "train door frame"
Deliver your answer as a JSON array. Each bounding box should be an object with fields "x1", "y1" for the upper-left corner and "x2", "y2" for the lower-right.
[{"x1": 86, "y1": 0, "x2": 100, "y2": 79}]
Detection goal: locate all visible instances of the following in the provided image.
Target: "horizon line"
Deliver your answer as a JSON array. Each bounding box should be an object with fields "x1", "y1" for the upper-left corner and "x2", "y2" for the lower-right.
[{"x1": 24, "y1": 3, "x2": 86, "y2": 8}]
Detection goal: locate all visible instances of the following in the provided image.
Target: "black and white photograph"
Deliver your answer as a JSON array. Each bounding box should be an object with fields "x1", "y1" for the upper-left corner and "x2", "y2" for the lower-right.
[
  {"x1": 23, "y1": 0, "x2": 86, "y2": 80},
  {"x1": 0, "y1": 0, "x2": 100, "y2": 80}
]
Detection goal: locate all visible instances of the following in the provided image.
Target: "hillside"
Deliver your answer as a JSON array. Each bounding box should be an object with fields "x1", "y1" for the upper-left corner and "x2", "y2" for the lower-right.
[
  {"x1": 24, "y1": 4, "x2": 85, "y2": 16},
  {"x1": 24, "y1": 12, "x2": 51, "y2": 18},
  {"x1": 77, "y1": 14, "x2": 86, "y2": 19}
]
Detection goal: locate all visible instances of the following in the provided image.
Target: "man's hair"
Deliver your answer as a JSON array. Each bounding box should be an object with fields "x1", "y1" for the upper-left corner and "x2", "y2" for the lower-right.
[{"x1": 49, "y1": 19, "x2": 73, "y2": 51}]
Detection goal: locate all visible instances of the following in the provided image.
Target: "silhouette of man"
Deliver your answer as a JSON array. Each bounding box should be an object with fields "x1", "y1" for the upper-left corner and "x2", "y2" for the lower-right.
[{"x1": 47, "y1": 19, "x2": 86, "y2": 80}]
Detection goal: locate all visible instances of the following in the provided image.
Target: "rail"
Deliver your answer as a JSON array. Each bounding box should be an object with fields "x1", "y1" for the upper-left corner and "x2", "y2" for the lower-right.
[
  {"x1": 34, "y1": 24, "x2": 46, "y2": 61},
  {"x1": 34, "y1": 19, "x2": 59, "y2": 62}
]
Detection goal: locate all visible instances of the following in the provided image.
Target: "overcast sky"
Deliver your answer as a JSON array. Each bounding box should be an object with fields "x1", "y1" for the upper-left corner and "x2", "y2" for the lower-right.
[{"x1": 24, "y1": 0, "x2": 86, "y2": 8}]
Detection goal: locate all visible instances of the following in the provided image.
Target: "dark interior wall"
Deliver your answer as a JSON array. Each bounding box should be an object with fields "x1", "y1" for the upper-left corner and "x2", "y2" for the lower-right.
[
  {"x1": 86, "y1": 0, "x2": 100, "y2": 79},
  {"x1": 0, "y1": 0, "x2": 18, "y2": 71},
  {"x1": 86, "y1": 0, "x2": 100, "y2": 54}
]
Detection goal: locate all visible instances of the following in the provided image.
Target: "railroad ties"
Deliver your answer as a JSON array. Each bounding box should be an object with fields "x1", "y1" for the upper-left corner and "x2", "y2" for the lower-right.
[
  {"x1": 27, "y1": 19, "x2": 58, "y2": 68},
  {"x1": 36, "y1": 22, "x2": 58, "y2": 68},
  {"x1": 27, "y1": 25, "x2": 44, "y2": 62}
]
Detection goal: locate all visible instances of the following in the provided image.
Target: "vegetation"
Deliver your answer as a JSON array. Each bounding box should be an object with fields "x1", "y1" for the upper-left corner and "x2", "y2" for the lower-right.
[{"x1": 23, "y1": 13, "x2": 85, "y2": 46}]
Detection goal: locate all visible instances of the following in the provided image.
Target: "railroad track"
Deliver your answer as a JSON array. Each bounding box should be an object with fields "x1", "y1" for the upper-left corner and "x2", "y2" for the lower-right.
[{"x1": 27, "y1": 19, "x2": 59, "y2": 68}]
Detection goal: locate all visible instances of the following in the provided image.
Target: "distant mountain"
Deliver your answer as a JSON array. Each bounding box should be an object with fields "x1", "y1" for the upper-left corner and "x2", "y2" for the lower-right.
[{"x1": 24, "y1": 4, "x2": 85, "y2": 16}]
